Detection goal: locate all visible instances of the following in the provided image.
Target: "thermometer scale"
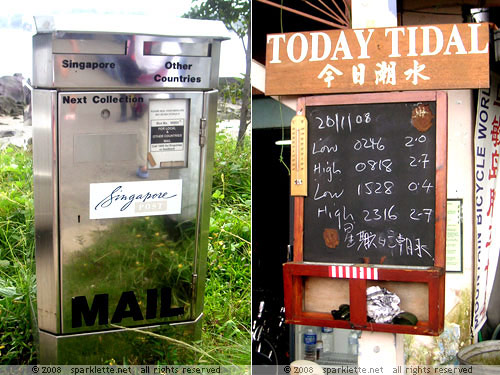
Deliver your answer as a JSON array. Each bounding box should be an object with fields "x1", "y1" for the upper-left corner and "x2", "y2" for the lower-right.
[{"x1": 291, "y1": 114, "x2": 308, "y2": 196}]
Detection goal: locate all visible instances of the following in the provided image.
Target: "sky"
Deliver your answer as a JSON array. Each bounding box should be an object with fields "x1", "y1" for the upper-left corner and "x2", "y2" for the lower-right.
[{"x1": 0, "y1": 0, "x2": 246, "y2": 78}]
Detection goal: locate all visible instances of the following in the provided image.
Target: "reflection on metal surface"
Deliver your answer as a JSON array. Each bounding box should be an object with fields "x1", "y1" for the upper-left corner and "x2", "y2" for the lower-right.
[
  {"x1": 34, "y1": 15, "x2": 231, "y2": 40},
  {"x1": 144, "y1": 41, "x2": 211, "y2": 57},
  {"x1": 62, "y1": 216, "x2": 195, "y2": 333},
  {"x1": 33, "y1": 33, "x2": 221, "y2": 89},
  {"x1": 33, "y1": 90, "x2": 219, "y2": 362},
  {"x1": 33, "y1": 89, "x2": 60, "y2": 333},
  {"x1": 57, "y1": 92, "x2": 205, "y2": 334},
  {"x1": 34, "y1": 89, "x2": 218, "y2": 362},
  {"x1": 39, "y1": 321, "x2": 201, "y2": 364},
  {"x1": 53, "y1": 38, "x2": 127, "y2": 55},
  {"x1": 74, "y1": 134, "x2": 137, "y2": 163},
  {"x1": 33, "y1": 17, "x2": 225, "y2": 364}
]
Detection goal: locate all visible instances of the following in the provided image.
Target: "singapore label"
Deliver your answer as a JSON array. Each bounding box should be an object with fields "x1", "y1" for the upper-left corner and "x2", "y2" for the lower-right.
[
  {"x1": 89, "y1": 179, "x2": 182, "y2": 219},
  {"x1": 62, "y1": 59, "x2": 116, "y2": 71}
]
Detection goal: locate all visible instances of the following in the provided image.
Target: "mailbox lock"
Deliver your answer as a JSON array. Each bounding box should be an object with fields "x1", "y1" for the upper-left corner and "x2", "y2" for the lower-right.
[{"x1": 101, "y1": 109, "x2": 110, "y2": 119}]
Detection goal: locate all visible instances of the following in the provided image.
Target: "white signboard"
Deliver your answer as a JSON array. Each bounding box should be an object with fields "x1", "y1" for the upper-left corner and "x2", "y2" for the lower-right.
[
  {"x1": 473, "y1": 73, "x2": 500, "y2": 334},
  {"x1": 89, "y1": 180, "x2": 182, "y2": 220},
  {"x1": 148, "y1": 99, "x2": 189, "y2": 168}
]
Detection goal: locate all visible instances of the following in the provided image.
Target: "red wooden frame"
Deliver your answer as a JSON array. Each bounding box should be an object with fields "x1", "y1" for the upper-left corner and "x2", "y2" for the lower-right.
[
  {"x1": 286, "y1": 91, "x2": 448, "y2": 336},
  {"x1": 283, "y1": 262, "x2": 445, "y2": 336}
]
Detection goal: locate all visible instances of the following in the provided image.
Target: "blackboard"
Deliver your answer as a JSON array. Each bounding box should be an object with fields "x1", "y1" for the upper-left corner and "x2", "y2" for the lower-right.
[{"x1": 302, "y1": 94, "x2": 445, "y2": 267}]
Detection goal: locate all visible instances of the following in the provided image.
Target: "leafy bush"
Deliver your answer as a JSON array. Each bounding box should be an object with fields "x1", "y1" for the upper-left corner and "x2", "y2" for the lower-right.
[{"x1": 0, "y1": 132, "x2": 251, "y2": 365}]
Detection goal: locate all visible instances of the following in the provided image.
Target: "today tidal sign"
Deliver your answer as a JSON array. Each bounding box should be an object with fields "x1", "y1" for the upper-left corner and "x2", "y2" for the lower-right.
[{"x1": 266, "y1": 23, "x2": 490, "y2": 95}]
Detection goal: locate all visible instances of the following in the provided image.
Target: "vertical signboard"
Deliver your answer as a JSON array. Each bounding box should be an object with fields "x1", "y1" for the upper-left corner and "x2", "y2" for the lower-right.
[{"x1": 473, "y1": 73, "x2": 500, "y2": 334}]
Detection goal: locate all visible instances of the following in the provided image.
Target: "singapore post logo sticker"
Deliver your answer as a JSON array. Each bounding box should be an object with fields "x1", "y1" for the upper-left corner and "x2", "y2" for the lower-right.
[{"x1": 89, "y1": 180, "x2": 182, "y2": 219}]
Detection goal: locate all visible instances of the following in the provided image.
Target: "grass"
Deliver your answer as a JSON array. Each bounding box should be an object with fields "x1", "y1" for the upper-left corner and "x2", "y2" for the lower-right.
[
  {"x1": 0, "y1": 131, "x2": 250, "y2": 364},
  {"x1": 0, "y1": 147, "x2": 36, "y2": 363},
  {"x1": 202, "y1": 133, "x2": 251, "y2": 365}
]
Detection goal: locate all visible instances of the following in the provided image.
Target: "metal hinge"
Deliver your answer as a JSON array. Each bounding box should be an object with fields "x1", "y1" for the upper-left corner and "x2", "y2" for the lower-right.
[
  {"x1": 199, "y1": 118, "x2": 207, "y2": 146},
  {"x1": 191, "y1": 273, "x2": 198, "y2": 304}
]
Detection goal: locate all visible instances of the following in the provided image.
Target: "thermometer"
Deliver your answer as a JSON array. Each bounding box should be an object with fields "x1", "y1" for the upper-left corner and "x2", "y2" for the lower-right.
[{"x1": 291, "y1": 114, "x2": 308, "y2": 196}]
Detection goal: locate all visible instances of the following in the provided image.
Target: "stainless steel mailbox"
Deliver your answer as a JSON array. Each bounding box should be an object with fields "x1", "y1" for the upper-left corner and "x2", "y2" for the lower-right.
[{"x1": 32, "y1": 16, "x2": 229, "y2": 364}]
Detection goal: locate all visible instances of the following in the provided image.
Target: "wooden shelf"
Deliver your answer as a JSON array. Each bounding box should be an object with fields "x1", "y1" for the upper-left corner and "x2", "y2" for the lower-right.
[{"x1": 283, "y1": 262, "x2": 445, "y2": 336}]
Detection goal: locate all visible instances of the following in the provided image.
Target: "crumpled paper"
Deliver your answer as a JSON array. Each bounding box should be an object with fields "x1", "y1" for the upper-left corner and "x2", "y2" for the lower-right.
[{"x1": 366, "y1": 286, "x2": 401, "y2": 324}]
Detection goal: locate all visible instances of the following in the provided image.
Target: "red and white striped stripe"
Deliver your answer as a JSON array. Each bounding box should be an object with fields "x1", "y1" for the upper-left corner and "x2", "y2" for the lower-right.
[{"x1": 328, "y1": 265, "x2": 379, "y2": 280}]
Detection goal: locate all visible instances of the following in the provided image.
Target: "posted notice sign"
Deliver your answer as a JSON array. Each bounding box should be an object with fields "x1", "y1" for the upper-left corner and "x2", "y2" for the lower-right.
[{"x1": 265, "y1": 23, "x2": 489, "y2": 95}]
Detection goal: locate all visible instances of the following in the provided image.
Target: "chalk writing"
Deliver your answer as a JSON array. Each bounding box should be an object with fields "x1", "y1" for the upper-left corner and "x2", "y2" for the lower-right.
[
  {"x1": 357, "y1": 181, "x2": 394, "y2": 196},
  {"x1": 344, "y1": 229, "x2": 433, "y2": 260},
  {"x1": 362, "y1": 205, "x2": 398, "y2": 222},
  {"x1": 405, "y1": 134, "x2": 428, "y2": 147},
  {"x1": 304, "y1": 100, "x2": 437, "y2": 266},
  {"x1": 353, "y1": 137, "x2": 385, "y2": 151},
  {"x1": 313, "y1": 161, "x2": 341, "y2": 182},
  {"x1": 409, "y1": 153, "x2": 430, "y2": 168},
  {"x1": 313, "y1": 183, "x2": 345, "y2": 200},
  {"x1": 312, "y1": 139, "x2": 338, "y2": 154},
  {"x1": 355, "y1": 159, "x2": 393, "y2": 173},
  {"x1": 315, "y1": 112, "x2": 371, "y2": 133}
]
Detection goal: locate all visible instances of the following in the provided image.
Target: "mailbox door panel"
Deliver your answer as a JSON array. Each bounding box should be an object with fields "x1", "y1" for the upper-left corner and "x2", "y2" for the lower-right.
[{"x1": 58, "y1": 91, "x2": 204, "y2": 334}]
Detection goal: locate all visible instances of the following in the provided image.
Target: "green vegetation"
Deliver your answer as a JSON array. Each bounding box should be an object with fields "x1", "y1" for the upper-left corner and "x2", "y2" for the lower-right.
[
  {"x1": 202, "y1": 133, "x2": 251, "y2": 364},
  {"x1": 0, "y1": 131, "x2": 250, "y2": 364},
  {"x1": 0, "y1": 147, "x2": 35, "y2": 363},
  {"x1": 185, "y1": 0, "x2": 251, "y2": 146}
]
